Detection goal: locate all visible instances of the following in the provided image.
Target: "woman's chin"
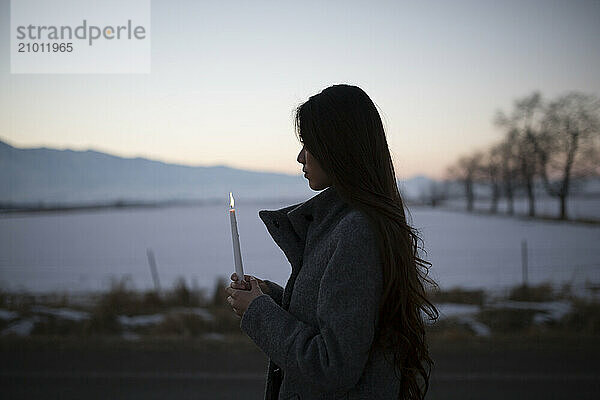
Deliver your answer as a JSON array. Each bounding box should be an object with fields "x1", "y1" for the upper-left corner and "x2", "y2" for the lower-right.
[{"x1": 308, "y1": 180, "x2": 326, "y2": 191}]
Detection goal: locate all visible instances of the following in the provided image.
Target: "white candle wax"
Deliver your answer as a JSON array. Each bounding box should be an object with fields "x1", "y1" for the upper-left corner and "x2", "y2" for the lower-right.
[{"x1": 229, "y1": 192, "x2": 245, "y2": 287}]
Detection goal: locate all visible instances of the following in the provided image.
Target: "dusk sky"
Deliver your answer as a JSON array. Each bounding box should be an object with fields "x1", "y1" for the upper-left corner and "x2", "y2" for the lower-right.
[{"x1": 1, "y1": 0, "x2": 599, "y2": 179}]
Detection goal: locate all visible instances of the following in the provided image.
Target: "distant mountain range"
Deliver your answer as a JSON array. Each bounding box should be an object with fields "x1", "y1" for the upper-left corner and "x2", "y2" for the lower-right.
[{"x1": 0, "y1": 139, "x2": 436, "y2": 207}]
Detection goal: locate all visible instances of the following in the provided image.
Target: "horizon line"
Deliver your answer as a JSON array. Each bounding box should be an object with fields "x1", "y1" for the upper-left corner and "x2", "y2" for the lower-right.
[{"x1": 0, "y1": 136, "x2": 435, "y2": 181}]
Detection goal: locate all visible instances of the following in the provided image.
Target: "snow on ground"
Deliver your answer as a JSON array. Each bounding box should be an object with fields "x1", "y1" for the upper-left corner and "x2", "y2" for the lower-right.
[
  {"x1": 118, "y1": 314, "x2": 164, "y2": 328},
  {"x1": 443, "y1": 196, "x2": 600, "y2": 221},
  {"x1": 116, "y1": 307, "x2": 214, "y2": 328},
  {"x1": 489, "y1": 300, "x2": 572, "y2": 324},
  {"x1": 30, "y1": 305, "x2": 90, "y2": 321},
  {"x1": 170, "y1": 307, "x2": 214, "y2": 321},
  {"x1": 0, "y1": 202, "x2": 598, "y2": 295},
  {"x1": 430, "y1": 300, "x2": 575, "y2": 337},
  {"x1": 0, "y1": 306, "x2": 216, "y2": 335},
  {"x1": 0, "y1": 300, "x2": 581, "y2": 338},
  {"x1": 431, "y1": 303, "x2": 492, "y2": 337},
  {"x1": 0, "y1": 309, "x2": 18, "y2": 320},
  {"x1": 2, "y1": 317, "x2": 40, "y2": 336}
]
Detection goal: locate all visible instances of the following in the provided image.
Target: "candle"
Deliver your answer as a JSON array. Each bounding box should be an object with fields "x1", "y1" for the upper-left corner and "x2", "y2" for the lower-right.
[{"x1": 229, "y1": 192, "x2": 245, "y2": 288}]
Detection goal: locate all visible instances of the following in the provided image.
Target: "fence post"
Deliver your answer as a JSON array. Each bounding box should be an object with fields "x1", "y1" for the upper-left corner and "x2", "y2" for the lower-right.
[
  {"x1": 146, "y1": 248, "x2": 162, "y2": 296},
  {"x1": 521, "y1": 240, "x2": 528, "y2": 287}
]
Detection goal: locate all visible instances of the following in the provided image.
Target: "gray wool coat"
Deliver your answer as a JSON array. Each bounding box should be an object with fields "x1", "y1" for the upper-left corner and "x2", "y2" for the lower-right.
[{"x1": 241, "y1": 186, "x2": 401, "y2": 399}]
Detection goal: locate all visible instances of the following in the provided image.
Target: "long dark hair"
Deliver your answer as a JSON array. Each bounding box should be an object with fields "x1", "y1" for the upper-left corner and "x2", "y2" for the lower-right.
[{"x1": 294, "y1": 84, "x2": 439, "y2": 399}]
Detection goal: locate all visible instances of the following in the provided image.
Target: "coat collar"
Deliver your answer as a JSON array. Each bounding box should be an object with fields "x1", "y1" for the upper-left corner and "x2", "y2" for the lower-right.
[{"x1": 258, "y1": 186, "x2": 349, "y2": 270}]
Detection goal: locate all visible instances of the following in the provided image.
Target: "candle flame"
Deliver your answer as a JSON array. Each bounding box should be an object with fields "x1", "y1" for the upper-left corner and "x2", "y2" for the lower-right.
[{"x1": 229, "y1": 192, "x2": 235, "y2": 208}]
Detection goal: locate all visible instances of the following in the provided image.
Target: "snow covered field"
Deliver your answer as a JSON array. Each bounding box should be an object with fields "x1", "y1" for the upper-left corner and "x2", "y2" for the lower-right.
[
  {"x1": 443, "y1": 196, "x2": 600, "y2": 221},
  {"x1": 1, "y1": 199, "x2": 599, "y2": 295}
]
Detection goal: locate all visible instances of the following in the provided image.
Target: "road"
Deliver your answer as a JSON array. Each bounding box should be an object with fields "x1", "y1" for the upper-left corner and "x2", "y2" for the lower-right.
[{"x1": 1, "y1": 336, "x2": 598, "y2": 399}]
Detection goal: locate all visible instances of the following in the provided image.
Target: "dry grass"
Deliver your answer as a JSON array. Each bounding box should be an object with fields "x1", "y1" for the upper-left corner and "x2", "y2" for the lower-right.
[
  {"x1": 427, "y1": 287, "x2": 486, "y2": 305},
  {"x1": 2, "y1": 281, "x2": 599, "y2": 340},
  {"x1": 508, "y1": 283, "x2": 555, "y2": 302}
]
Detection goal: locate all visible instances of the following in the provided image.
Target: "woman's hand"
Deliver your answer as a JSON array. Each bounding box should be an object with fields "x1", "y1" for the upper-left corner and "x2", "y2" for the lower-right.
[
  {"x1": 229, "y1": 273, "x2": 271, "y2": 294},
  {"x1": 225, "y1": 275, "x2": 265, "y2": 317}
]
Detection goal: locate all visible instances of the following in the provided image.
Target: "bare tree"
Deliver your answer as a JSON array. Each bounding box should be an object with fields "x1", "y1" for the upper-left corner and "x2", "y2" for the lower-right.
[
  {"x1": 495, "y1": 92, "x2": 544, "y2": 217},
  {"x1": 482, "y1": 144, "x2": 503, "y2": 213},
  {"x1": 447, "y1": 152, "x2": 483, "y2": 212},
  {"x1": 419, "y1": 180, "x2": 448, "y2": 208},
  {"x1": 536, "y1": 92, "x2": 600, "y2": 219},
  {"x1": 497, "y1": 129, "x2": 519, "y2": 215}
]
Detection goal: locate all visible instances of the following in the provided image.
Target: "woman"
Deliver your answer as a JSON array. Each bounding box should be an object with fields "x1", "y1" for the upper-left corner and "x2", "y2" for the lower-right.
[{"x1": 225, "y1": 84, "x2": 439, "y2": 399}]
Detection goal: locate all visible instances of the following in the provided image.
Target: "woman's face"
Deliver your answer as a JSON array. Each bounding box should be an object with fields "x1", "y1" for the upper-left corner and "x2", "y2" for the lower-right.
[{"x1": 297, "y1": 145, "x2": 332, "y2": 191}]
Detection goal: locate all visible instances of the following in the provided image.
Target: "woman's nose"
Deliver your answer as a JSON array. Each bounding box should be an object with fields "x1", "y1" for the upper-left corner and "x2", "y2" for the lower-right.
[{"x1": 297, "y1": 147, "x2": 306, "y2": 164}]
